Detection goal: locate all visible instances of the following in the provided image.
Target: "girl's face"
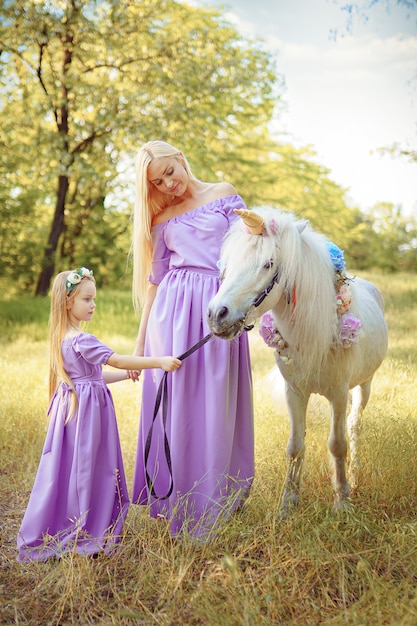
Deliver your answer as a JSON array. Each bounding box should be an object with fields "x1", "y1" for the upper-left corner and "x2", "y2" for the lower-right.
[
  {"x1": 67, "y1": 279, "x2": 96, "y2": 327},
  {"x1": 147, "y1": 154, "x2": 188, "y2": 197}
]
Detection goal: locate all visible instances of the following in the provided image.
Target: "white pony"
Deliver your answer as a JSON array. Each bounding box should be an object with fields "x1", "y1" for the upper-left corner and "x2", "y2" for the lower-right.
[{"x1": 207, "y1": 206, "x2": 388, "y2": 518}]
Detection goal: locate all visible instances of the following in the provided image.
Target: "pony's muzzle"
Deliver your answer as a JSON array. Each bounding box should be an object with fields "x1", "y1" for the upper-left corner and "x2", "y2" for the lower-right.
[{"x1": 207, "y1": 304, "x2": 246, "y2": 340}]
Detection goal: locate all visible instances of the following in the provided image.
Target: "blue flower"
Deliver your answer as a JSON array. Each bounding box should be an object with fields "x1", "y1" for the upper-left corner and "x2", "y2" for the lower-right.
[{"x1": 326, "y1": 241, "x2": 346, "y2": 271}]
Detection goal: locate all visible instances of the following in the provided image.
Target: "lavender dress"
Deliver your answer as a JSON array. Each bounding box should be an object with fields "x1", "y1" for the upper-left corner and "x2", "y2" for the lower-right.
[
  {"x1": 17, "y1": 334, "x2": 130, "y2": 562},
  {"x1": 132, "y1": 195, "x2": 254, "y2": 539}
]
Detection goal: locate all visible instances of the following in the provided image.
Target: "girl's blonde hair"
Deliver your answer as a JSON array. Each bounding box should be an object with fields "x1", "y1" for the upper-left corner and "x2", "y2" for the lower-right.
[
  {"x1": 132, "y1": 140, "x2": 196, "y2": 312},
  {"x1": 49, "y1": 271, "x2": 96, "y2": 421}
]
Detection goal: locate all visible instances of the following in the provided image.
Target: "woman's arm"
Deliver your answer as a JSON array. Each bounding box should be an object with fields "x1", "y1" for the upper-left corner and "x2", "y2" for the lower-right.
[
  {"x1": 126, "y1": 283, "x2": 158, "y2": 381},
  {"x1": 134, "y1": 283, "x2": 158, "y2": 356}
]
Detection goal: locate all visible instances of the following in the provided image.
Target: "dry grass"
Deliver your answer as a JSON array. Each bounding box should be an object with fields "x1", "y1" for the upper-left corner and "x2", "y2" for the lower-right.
[{"x1": 1, "y1": 274, "x2": 417, "y2": 625}]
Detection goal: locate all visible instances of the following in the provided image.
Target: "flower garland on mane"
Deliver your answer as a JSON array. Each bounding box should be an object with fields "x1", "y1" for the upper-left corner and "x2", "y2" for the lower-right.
[{"x1": 259, "y1": 241, "x2": 363, "y2": 363}]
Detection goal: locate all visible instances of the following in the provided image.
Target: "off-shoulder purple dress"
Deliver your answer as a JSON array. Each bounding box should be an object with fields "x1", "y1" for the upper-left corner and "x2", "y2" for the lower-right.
[
  {"x1": 17, "y1": 334, "x2": 130, "y2": 562},
  {"x1": 131, "y1": 195, "x2": 254, "y2": 539}
]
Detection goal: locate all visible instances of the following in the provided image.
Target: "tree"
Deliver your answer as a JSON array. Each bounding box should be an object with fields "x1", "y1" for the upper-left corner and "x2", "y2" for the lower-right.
[
  {"x1": 0, "y1": 0, "x2": 276, "y2": 294},
  {"x1": 364, "y1": 202, "x2": 417, "y2": 271},
  {"x1": 332, "y1": 0, "x2": 417, "y2": 35},
  {"x1": 221, "y1": 137, "x2": 366, "y2": 262},
  {"x1": 3, "y1": 0, "x2": 412, "y2": 293}
]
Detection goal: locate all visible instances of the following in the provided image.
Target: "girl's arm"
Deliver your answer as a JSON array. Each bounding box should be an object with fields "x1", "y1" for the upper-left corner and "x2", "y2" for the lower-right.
[
  {"x1": 107, "y1": 352, "x2": 181, "y2": 373},
  {"x1": 102, "y1": 369, "x2": 131, "y2": 384}
]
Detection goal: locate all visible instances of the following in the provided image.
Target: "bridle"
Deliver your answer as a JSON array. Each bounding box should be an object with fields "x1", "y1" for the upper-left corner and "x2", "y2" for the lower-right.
[
  {"x1": 144, "y1": 265, "x2": 281, "y2": 500},
  {"x1": 243, "y1": 267, "x2": 281, "y2": 330}
]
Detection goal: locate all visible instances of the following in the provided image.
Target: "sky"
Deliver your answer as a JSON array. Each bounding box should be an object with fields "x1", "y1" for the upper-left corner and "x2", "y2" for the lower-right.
[{"x1": 194, "y1": 0, "x2": 417, "y2": 217}]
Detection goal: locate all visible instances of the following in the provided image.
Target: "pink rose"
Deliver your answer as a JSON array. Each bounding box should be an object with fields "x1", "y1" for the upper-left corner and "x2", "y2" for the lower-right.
[
  {"x1": 259, "y1": 312, "x2": 281, "y2": 348},
  {"x1": 336, "y1": 284, "x2": 352, "y2": 314},
  {"x1": 340, "y1": 312, "x2": 363, "y2": 347}
]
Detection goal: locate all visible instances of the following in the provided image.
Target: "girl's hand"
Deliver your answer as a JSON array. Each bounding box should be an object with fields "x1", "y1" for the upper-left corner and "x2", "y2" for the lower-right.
[
  {"x1": 127, "y1": 369, "x2": 141, "y2": 382},
  {"x1": 161, "y1": 357, "x2": 182, "y2": 372}
]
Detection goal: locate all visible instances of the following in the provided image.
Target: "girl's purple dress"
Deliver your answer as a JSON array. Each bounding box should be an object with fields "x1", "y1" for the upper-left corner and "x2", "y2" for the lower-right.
[
  {"x1": 132, "y1": 195, "x2": 254, "y2": 539},
  {"x1": 17, "y1": 334, "x2": 130, "y2": 562}
]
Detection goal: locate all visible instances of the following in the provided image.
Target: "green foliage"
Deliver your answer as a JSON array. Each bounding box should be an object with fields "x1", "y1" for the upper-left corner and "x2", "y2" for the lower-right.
[
  {"x1": 0, "y1": 0, "x2": 277, "y2": 293},
  {"x1": 379, "y1": 143, "x2": 417, "y2": 166},
  {"x1": 0, "y1": 294, "x2": 50, "y2": 341},
  {"x1": 0, "y1": 0, "x2": 415, "y2": 296},
  {"x1": 351, "y1": 203, "x2": 417, "y2": 272}
]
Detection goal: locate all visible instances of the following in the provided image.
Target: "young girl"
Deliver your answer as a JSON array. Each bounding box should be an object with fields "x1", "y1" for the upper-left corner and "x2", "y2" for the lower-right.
[{"x1": 17, "y1": 267, "x2": 181, "y2": 562}]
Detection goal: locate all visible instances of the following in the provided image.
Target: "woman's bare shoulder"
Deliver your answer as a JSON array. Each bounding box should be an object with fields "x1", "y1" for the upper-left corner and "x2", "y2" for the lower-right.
[
  {"x1": 151, "y1": 181, "x2": 239, "y2": 226},
  {"x1": 203, "y1": 181, "x2": 238, "y2": 201},
  {"x1": 210, "y1": 181, "x2": 237, "y2": 196}
]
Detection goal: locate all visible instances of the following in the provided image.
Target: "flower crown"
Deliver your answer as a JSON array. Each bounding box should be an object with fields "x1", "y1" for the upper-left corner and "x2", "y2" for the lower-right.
[{"x1": 65, "y1": 267, "x2": 94, "y2": 291}]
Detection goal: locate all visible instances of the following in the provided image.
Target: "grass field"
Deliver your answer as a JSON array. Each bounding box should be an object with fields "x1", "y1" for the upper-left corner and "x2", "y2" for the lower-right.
[{"x1": 1, "y1": 272, "x2": 417, "y2": 625}]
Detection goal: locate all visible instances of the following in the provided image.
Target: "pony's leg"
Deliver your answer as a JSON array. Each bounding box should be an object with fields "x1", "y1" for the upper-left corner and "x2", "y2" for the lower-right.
[
  {"x1": 347, "y1": 378, "x2": 372, "y2": 489},
  {"x1": 328, "y1": 389, "x2": 351, "y2": 510},
  {"x1": 279, "y1": 384, "x2": 309, "y2": 519}
]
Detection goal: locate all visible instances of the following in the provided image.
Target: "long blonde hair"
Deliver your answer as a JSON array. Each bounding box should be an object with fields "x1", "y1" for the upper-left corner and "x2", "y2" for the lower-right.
[
  {"x1": 132, "y1": 140, "x2": 196, "y2": 312},
  {"x1": 49, "y1": 271, "x2": 96, "y2": 421}
]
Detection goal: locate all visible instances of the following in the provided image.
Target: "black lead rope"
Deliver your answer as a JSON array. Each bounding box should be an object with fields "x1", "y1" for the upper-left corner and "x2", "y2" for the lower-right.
[{"x1": 144, "y1": 332, "x2": 214, "y2": 500}]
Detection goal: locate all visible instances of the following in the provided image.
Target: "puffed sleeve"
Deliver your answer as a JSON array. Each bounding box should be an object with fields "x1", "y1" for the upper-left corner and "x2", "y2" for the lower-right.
[
  {"x1": 223, "y1": 194, "x2": 247, "y2": 226},
  {"x1": 74, "y1": 334, "x2": 114, "y2": 365},
  {"x1": 149, "y1": 223, "x2": 171, "y2": 284}
]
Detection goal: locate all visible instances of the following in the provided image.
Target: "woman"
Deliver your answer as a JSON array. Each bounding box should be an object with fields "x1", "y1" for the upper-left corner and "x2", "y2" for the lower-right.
[{"x1": 131, "y1": 140, "x2": 254, "y2": 540}]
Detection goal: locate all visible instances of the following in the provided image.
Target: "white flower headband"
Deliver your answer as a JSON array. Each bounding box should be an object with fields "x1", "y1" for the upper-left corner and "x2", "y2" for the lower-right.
[{"x1": 65, "y1": 267, "x2": 94, "y2": 291}]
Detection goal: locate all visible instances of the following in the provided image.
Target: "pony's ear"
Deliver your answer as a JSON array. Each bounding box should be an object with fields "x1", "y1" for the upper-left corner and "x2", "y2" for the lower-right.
[{"x1": 296, "y1": 220, "x2": 309, "y2": 233}]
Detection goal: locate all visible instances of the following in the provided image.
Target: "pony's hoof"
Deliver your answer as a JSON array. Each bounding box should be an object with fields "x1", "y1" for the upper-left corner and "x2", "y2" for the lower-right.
[
  {"x1": 333, "y1": 496, "x2": 352, "y2": 514},
  {"x1": 348, "y1": 464, "x2": 362, "y2": 492},
  {"x1": 279, "y1": 492, "x2": 300, "y2": 520}
]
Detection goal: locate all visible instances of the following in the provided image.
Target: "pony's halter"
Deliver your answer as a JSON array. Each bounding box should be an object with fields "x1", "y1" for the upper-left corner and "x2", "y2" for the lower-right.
[
  {"x1": 243, "y1": 267, "x2": 281, "y2": 330},
  {"x1": 251, "y1": 268, "x2": 281, "y2": 308}
]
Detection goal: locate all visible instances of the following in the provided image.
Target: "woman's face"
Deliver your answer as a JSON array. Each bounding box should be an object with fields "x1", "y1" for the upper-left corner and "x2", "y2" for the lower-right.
[{"x1": 147, "y1": 155, "x2": 188, "y2": 198}]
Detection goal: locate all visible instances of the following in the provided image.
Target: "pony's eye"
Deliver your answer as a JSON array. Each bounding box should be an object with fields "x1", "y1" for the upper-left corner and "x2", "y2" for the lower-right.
[{"x1": 263, "y1": 259, "x2": 274, "y2": 270}]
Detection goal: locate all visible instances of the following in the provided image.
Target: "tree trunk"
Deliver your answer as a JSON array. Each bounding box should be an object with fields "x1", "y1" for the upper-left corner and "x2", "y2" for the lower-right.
[{"x1": 35, "y1": 174, "x2": 69, "y2": 296}]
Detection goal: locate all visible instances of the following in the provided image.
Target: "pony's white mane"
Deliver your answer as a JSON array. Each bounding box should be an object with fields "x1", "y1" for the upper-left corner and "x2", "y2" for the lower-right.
[{"x1": 225, "y1": 207, "x2": 341, "y2": 378}]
